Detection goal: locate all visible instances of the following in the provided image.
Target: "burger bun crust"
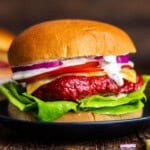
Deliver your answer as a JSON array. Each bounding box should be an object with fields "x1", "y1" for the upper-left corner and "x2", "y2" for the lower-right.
[
  {"x1": 8, "y1": 19, "x2": 136, "y2": 66},
  {"x1": 0, "y1": 28, "x2": 14, "y2": 62},
  {"x1": 0, "y1": 28, "x2": 14, "y2": 52}
]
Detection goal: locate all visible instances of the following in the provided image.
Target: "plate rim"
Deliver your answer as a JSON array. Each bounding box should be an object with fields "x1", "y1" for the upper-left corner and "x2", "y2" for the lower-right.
[{"x1": 0, "y1": 113, "x2": 150, "y2": 126}]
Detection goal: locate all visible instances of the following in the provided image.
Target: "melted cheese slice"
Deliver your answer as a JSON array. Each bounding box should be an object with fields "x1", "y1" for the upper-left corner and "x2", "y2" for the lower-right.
[
  {"x1": 121, "y1": 68, "x2": 136, "y2": 83},
  {"x1": 27, "y1": 78, "x2": 51, "y2": 94}
]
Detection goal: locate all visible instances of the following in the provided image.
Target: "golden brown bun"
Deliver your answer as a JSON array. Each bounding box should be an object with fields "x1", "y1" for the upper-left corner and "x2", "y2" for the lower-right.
[
  {"x1": 0, "y1": 51, "x2": 8, "y2": 62},
  {"x1": 8, "y1": 19, "x2": 136, "y2": 66},
  {"x1": 8, "y1": 103, "x2": 35, "y2": 121},
  {"x1": 8, "y1": 103, "x2": 142, "y2": 122},
  {"x1": 0, "y1": 68, "x2": 12, "y2": 83},
  {"x1": 0, "y1": 28, "x2": 15, "y2": 62}
]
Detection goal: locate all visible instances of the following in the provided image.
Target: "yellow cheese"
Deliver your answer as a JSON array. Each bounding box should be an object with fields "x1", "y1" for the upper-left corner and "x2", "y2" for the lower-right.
[
  {"x1": 27, "y1": 78, "x2": 51, "y2": 94},
  {"x1": 121, "y1": 68, "x2": 136, "y2": 83}
]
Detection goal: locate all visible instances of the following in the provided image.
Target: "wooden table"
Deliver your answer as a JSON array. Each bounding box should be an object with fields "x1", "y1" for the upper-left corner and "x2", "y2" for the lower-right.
[{"x1": 0, "y1": 122, "x2": 149, "y2": 149}]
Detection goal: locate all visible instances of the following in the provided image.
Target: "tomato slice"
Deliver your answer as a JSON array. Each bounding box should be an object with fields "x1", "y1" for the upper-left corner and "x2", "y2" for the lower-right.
[
  {"x1": 20, "y1": 61, "x2": 102, "y2": 83},
  {"x1": 0, "y1": 61, "x2": 10, "y2": 68},
  {"x1": 121, "y1": 65, "x2": 132, "y2": 69}
]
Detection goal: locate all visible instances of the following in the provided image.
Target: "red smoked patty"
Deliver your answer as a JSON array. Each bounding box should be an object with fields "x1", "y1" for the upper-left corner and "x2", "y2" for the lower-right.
[{"x1": 33, "y1": 75, "x2": 143, "y2": 101}]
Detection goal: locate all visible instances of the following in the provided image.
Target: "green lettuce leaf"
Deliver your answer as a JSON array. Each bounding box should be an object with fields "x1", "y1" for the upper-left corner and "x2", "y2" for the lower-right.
[
  {"x1": 79, "y1": 94, "x2": 144, "y2": 110},
  {"x1": 79, "y1": 80, "x2": 146, "y2": 110},
  {"x1": 0, "y1": 82, "x2": 35, "y2": 111},
  {"x1": 4, "y1": 82, "x2": 33, "y2": 104},
  {"x1": 23, "y1": 93, "x2": 78, "y2": 121},
  {"x1": 92, "y1": 100, "x2": 144, "y2": 115}
]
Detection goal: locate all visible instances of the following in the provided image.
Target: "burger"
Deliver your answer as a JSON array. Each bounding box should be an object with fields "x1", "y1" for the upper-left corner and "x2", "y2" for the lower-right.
[
  {"x1": 0, "y1": 19, "x2": 149, "y2": 122},
  {"x1": 0, "y1": 28, "x2": 14, "y2": 100},
  {"x1": 0, "y1": 28, "x2": 14, "y2": 83}
]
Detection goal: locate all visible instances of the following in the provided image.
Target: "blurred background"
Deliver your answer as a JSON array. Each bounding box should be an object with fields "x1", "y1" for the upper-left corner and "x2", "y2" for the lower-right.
[{"x1": 0, "y1": 0, "x2": 150, "y2": 73}]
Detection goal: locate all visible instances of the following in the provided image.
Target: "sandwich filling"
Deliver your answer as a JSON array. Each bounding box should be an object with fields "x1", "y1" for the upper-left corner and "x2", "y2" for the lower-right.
[
  {"x1": 11, "y1": 55, "x2": 142, "y2": 100},
  {"x1": 0, "y1": 61, "x2": 12, "y2": 84},
  {"x1": 0, "y1": 55, "x2": 149, "y2": 122}
]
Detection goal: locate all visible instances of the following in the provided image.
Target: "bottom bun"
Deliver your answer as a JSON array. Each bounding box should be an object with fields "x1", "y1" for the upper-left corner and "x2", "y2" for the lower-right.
[{"x1": 8, "y1": 103, "x2": 143, "y2": 122}]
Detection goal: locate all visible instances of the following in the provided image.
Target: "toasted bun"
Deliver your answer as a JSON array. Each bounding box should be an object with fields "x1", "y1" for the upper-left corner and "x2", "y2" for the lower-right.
[
  {"x1": 8, "y1": 103, "x2": 142, "y2": 122},
  {"x1": 8, "y1": 19, "x2": 136, "y2": 66},
  {"x1": 0, "y1": 28, "x2": 14, "y2": 62},
  {"x1": 0, "y1": 68, "x2": 12, "y2": 83},
  {"x1": 0, "y1": 28, "x2": 14, "y2": 52}
]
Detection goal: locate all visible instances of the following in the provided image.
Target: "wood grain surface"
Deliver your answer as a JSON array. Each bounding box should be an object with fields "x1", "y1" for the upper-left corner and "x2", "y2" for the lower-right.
[{"x1": 0, "y1": 123, "x2": 149, "y2": 149}]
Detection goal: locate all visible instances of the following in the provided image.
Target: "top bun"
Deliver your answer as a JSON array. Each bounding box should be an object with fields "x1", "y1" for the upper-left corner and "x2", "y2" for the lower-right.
[
  {"x1": 0, "y1": 28, "x2": 15, "y2": 62},
  {"x1": 8, "y1": 19, "x2": 136, "y2": 66},
  {"x1": 0, "y1": 28, "x2": 14, "y2": 52}
]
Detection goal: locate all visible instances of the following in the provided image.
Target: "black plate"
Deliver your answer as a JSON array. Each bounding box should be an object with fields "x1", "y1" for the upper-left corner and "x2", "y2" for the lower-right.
[{"x1": 0, "y1": 99, "x2": 150, "y2": 140}]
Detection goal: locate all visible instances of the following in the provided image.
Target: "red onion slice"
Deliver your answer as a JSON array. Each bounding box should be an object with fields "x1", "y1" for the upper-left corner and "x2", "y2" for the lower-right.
[
  {"x1": 12, "y1": 60, "x2": 63, "y2": 72},
  {"x1": 94, "y1": 55, "x2": 129, "y2": 63},
  {"x1": 12, "y1": 55, "x2": 129, "y2": 73},
  {"x1": 117, "y1": 55, "x2": 129, "y2": 63},
  {"x1": 93, "y1": 56, "x2": 103, "y2": 60}
]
